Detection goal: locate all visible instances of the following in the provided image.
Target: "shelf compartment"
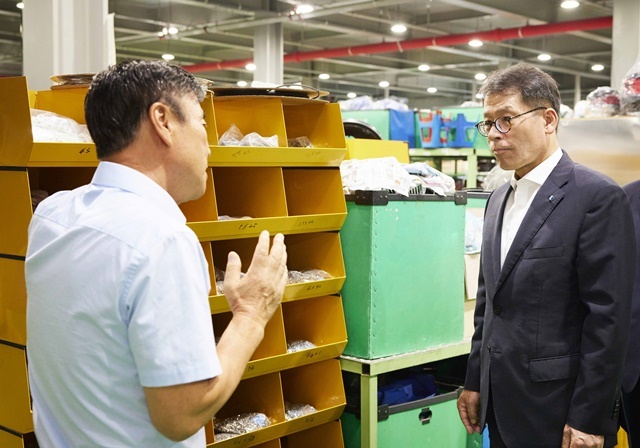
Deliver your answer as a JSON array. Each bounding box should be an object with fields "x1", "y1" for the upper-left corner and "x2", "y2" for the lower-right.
[
  {"x1": 0, "y1": 429, "x2": 37, "y2": 448},
  {"x1": 208, "y1": 147, "x2": 347, "y2": 167},
  {"x1": 0, "y1": 343, "x2": 32, "y2": 434},
  {"x1": 202, "y1": 93, "x2": 219, "y2": 146},
  {"x1": 27, "y1": 143, "x2": 98, "y2": 167},
  {"x1": 212, "y1": 97, "x2": 287, "y2": 148},
  {"x1": 212, "y1": 372, "x2": 285, "y2": 447},
  {"x1": 213, "y1": 167, "x2": 288, "y2": 220},
  {"x1": 282, "y1": 168, "x2": 346, "y2": 216},
  {"x1": 180, "y1": 168, "x2": 219, "y2": 222},
  {"x1": 282, "y1": 421, "x2": 345, "y2": 448},
  {"x1": 283, "y1": 232, "x2": 346, "y2": 300},
  {"x1": 282, "y1": 102, "x2": 346, "y2": 149},
  {"x1": 281, "y1": 295, "x2": 347, "y2": 366},
  {"x1": 0, "y1": 258, "x2": 27, "y2": 345},
  {"x1": 0, "y1": 171, "x2": 32, "y2": 257},
  {"x1": 279, "y1": 359, "x2": 346, "y2": 434},
  {"x1": 212, "y1": 308, "x2": 287, "y2": 367}
]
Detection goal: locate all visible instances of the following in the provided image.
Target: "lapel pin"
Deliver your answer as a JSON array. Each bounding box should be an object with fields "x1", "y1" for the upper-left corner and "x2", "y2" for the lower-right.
[{"x1": 548, "y1": 195, "x2": 555, "y2": 201}]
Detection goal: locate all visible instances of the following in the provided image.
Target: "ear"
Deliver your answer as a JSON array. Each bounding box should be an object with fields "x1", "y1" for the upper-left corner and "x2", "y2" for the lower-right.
[
  {"x1": 543, "y1": 107, "x2": 559, "y2": 134},
  {"x1": 147, "y1": 102, "x2": 173, "y2": 147}
]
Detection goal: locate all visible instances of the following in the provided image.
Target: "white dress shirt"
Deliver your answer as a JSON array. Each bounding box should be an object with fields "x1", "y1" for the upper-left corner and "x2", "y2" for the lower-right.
[
  {"x1": 500, "y1": 148, "x2": 563, "y2": 267},
  {"x1": 26, "y1": 161, "x2": 221, "y2": 448}
]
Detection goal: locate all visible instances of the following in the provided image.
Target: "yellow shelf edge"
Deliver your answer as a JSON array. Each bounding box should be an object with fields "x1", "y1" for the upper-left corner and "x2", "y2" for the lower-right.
[{"x1": 209, "y1": 147, "x2": 346, "y2": 167}]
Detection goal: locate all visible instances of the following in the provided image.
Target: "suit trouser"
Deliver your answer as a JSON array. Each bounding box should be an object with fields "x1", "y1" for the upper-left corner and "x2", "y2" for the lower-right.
[{"x1": 621, "y1": 379, "x2": 640, "y2": 448}]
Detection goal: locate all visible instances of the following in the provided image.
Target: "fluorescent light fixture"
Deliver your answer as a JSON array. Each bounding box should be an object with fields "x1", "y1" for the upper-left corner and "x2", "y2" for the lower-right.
[
  {"x1": 427, "y1": 87, "x2": 438, "y2": 93},
  {"x1": 294, "y1": 4, "x2": 314, "y2": 14},
  {"x1": 469, "y1": 39, "x2": 483, "y2": 47},
  {"x1": 561, "y1": 0, "x2": 579, "y2": 9},
  {"x1": 16, "y1": 2, "x2": 24, "y2": 8},
  {"x1": 157, "y1": 31, "x2": 165, "y2": 37},
  {"x1": 162, "y1": 54, "x2": 175, "y2": 61},
  {"x1": 475, "y1": 73, "x2": 487, "y2": 81},
  {"x1": 378, "y1": 81, "x2": 390, "y2": 88},
  {"x1": 391, "y1": 24, "x2": 407, "y2": 33},
  {"x1": 537, "y1": 53, "x2": 552, "y2": 61},
  {"x1": 237, "y1": 80, "x2": 248, "y2": 87},
  {"x1": 418, "y1": 64, "x2": 430, "y2": 72},
  {"x1": 168, "y1": 26, "x2": 179, "y2": 35},
  {"x1": 347, "y1": 92, "x2": 357, "y2": 99},
  {"x1": 245, "y1": 63, "x2": 256, "y2": 71},
  {"x1": 591, "y1": 64, "x2": 604, "y2": 72},
  {"x1": 318, "y1": 73, "x2": 330, "y2": 80}
]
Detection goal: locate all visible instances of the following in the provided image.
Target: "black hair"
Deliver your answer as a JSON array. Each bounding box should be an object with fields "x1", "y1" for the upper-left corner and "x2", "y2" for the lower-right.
[
  {"x1": 84, "y1": 60, "x2": 204, "y2": 159},
  {"x1": 479, "y1": 62, "x2": 561, "y2": 115}
]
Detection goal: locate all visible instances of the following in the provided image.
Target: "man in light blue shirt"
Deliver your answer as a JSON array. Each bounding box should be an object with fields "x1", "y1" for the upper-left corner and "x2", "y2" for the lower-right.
[{"x1": 25, "y1": 60, "x2": 288, "y2": 447}]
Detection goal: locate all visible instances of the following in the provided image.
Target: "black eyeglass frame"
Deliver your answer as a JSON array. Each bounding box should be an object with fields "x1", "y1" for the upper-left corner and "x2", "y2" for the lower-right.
[{"x1": 475, "y1": 106, "x2": 547, "y2": 137}]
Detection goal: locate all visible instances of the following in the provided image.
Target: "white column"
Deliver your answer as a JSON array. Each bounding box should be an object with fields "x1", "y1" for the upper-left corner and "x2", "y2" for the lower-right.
[
  {"x1": 574, "y1": 74, "x2": 581, "y2": 106},
  {"x1": 23, "y1": 0, "x2": 115, "y2": 90},
  {"x1": 611, "y1": 0, "x2": 640, "y2": 89},
  {"x1": 253, "y1": 23, "x2": 283, "y2": 85}
]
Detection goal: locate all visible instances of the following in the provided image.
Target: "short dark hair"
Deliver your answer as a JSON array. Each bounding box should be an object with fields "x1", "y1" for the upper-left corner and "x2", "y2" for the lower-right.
[
  {"x1": 479, "y1": 62, "x2": 561, "y2": 115},
  {"x1": 85, "y1": 60, "x2": 205, "y2": 159}
]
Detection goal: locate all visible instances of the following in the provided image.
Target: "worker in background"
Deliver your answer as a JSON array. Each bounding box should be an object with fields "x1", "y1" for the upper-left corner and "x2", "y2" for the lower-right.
[
  {"x1": 25, "y1": 60, "x2": 288, "y2": 447},
  {"x1": 621, "y1": 179, "x2": 640, "y2": 447},
  {"x1": 457, "y1": 62, "x2": 635, "y2": 448}
]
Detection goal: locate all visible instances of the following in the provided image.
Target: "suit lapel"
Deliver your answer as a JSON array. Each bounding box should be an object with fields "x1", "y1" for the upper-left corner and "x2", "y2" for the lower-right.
[
  {"x1": 495, "y1": 152, "x2": 574, "y2": 292},
  {"x1": 487, "y1": 184, "x2": 512, "y2": 291}
]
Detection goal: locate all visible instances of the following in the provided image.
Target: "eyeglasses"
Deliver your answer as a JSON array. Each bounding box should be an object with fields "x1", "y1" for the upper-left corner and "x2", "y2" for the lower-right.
[{"x1": 475, "y1": 106, "x2": 546, "y2": 137}]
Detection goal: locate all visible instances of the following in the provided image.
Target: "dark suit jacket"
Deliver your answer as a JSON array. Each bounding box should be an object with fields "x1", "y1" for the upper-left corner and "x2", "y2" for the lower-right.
[
  {"x1": 465, "y1": 151, "x2": 635, "y2": 448},
  {"x1": 623, "y1": 180, "x2": 640, "y2": 393}
]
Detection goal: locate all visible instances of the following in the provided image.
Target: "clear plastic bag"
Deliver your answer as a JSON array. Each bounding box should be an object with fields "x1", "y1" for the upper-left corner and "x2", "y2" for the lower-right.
[
  {"x1": 285, "y1": 401, "x2": 317, "y2": 420},
  {"x1": 287, "y1": 269, "x2": 332, "y2": 284},
  {"x1": 585, "y1": 86, "x2": 620, "y2": 117},
  {"x1": 218, "y1": 124, "x2": 279, "y2": 147},
  {"x1": 214, "y1": 412, "x2": 271, "y2": 435},
  {"x1": 31, "y1": 109, "x2": 93, "y2": 143},
  {"x1": 288, "y1": 136, "x2": 314, "y2": 148},
  {"x1": 286, "y1": 340, "x2": 317, "y2": 353},
  {"x1": 620, "y1": 52, "x2": 640, "y2": 116}
]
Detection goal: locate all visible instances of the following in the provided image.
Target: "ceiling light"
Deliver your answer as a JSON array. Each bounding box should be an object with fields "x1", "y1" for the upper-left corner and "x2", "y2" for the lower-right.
[
  {"x1": 418, "y1": 64, "x2": 430, "y2": 72},
  {"x1": 347, "y1": 92, "x2": 357, "y2": 99},
  {"x1": 379, "y1": 81, "x2": 390, "y2": 88},
  {"x1": 318, "y1": 73, "x2": 330, "y2": 80},
  {"x1": 168, "y1": 26, "x2": 179, "y2": 35},
  {"x1": 237, "y1": 80, "x2": 248, "y2": 87},
  {"x1": 561, "y1": 0, "x2": 579, "y2": 9},
  {"x1": 16, "y1": 2, "x2": 24, "y2": 9},
  {"x1": 591, "y1": 64, "x2": 605, "y2": 72},
  {"x1": 391, "y1": 24, "x2": 407, "y2": 34},
  {"x1": 157, "y1": 31, "x2": 165, "y2": 37},
  {"x1": 245, "y1": 63, "x2": 256, "y2": 71},
  {"x1": 294, "y1": 4, "x2": 314, "y2": 14},
  {"x1": 469, "y1": 39, "x2": 483, "y2": 47},
  {"x1": 161, "y1": 54, "x2": 175, "y2": 61},
  {"x1": 475, "y1": 93, "x2": 484, "y2": 100},
  {"x1": 427, "y1": 87, "x2": 438, "y2": 93},
  {"x1": 475, "y1": 73, "x2": 487, "y2": 81},
  {"x1": 537, "y1": 53, "x2": 552, "y2": 61}
]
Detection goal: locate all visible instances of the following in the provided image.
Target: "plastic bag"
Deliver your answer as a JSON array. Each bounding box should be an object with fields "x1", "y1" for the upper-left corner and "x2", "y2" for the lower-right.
[
  {"x1": 620, "y1": 52, "x2": 640, "y2": 116},
  {"x1": 585, "y1": 86, "x2": 620, "y2": 117},
  {"x1": 288, "y1": 136, "x2": 314, "y2": 148},
  {"x1": 287, "y1": 269, "x2": 332, "y2": 284},
  {"x1": 286, "y1": 340, "x2": 317, "y2": 353},
  {"x1": 214, "y1": 412, "x2": 271, "y2": 435},
  {"x1": 218, "y1": 124, "x2": 279, "y2": 147},
  {"x1": 31, "y1": 109, "x2": 93, "y2": 143},
  {"x1": 285, "y1": 401, "x2": 317, "y2": 420}
]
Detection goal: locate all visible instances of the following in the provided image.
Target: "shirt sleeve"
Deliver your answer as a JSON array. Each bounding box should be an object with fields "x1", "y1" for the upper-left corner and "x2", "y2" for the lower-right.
[{"x1": 124, "y1": 230, "x2": 222, "y2": 387}]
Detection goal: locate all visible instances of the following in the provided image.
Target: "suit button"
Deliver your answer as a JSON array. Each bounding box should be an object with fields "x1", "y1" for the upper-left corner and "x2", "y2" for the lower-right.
[{"x1": 494, "y1": 305, "x2": 502, "y2": 315}]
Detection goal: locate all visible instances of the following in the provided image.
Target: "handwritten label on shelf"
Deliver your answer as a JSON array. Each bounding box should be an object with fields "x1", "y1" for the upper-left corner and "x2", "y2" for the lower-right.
[
  {"x1": 245, "y1": 364, "x2": 256, "y2": 374},
  {"x1": 305, "y1": 349, "x2": 324, "y2": 360},
  {"x1": 305, "y1": 283, "x2": 322, "y2": 292},
  {"x1": 305, "y1": 150, "x2": 322, "y2": 158},
  {"x1": 78, "y1": 147, "x2": 92, "y2": 154},
  {"x1": 231, "y1": 434, "x2": 255, "y2": 445},
  {"x1": 238, "y1": 222, "x2": 259, "y2": 231},
  {"x1": 304, "y1": 415, "x2": 316, "y2": 424},
  {"x1": 231, "y1": 149, "x2": 251, "y2": 159},
  {"x1": 297, "y1": 219, "x2": 315, "y2": 228}
]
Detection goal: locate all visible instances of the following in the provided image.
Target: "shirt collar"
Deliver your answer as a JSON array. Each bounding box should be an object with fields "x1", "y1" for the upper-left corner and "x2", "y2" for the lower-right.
[
  {"x1": 510, "y1": 147, "x2": 563, "y2": 190},
  {"x1": 91, "y1": 161, "x2": 187, "y2": 224}
]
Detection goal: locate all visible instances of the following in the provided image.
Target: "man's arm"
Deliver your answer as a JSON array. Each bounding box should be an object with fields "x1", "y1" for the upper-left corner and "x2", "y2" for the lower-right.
[{"x1": 144, "y1": 231, "x2": 288, "y2": 441}]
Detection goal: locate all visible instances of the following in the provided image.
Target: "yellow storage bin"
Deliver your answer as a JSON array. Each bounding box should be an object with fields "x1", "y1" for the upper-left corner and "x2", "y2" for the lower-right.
[
  {"x1": 282, "y1": 168, "x2": 346, "y2": 216},
  {"x1": 0, "y1": 428, "x2": 37, "y2": 448},
  {"x1": 0, "y1": 171, "x2": 32, "y2": 257},
  {"x1": 283, "y1": 421, "x2": 345, "y2": 448},
  {"x1": 0, "y1": 343, "x2": 32, "y2": 433},
  {"x1": 282, "y1": 102, "x2": 346, "y2": 149},
  {"x1": 0, "y1": 258, "x2": 27, "y2": 345},
  {"x1": 180, "y1": 169, "x2": 219, "y2": 223},
  {"x1": 213, "y1": 97, "x2": 287, "y2": 147}
]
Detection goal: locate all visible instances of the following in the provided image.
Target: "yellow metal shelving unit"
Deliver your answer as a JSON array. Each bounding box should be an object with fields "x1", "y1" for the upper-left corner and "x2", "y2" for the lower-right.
[{"x1": 0, "y1": 76, "x2": 349, "y2": 448}]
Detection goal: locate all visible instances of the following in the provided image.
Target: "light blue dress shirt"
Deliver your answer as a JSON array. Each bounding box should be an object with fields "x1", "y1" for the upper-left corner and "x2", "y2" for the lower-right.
[{"x1": 26, "y1": 161, "x2": 221, "y2": 447}]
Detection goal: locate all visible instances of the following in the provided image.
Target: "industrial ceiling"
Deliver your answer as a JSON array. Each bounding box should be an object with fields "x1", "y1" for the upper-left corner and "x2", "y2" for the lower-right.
[{"x1": 0, "y1": 0, "x2": 616, "y2": 108}]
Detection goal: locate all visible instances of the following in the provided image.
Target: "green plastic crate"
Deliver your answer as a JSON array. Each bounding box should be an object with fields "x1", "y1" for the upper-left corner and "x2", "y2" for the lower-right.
[
  {"x1": 342, "y1": 386, "x2": 476, "y2": 448},
  {"x1": 340, "y1": 191, "x2": 466, "y2": 359}
]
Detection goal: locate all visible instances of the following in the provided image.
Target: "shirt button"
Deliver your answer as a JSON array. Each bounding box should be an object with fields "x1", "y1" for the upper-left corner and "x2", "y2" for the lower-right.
[{"x1": 494, "y1": 305, "x2": 502, "y2": 315}]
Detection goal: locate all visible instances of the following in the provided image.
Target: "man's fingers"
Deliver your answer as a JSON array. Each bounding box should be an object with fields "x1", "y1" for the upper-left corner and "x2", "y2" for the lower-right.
[
  {"x1": 561, "y1": 425, "x2": 571, "y2": 448},
  {"x1": 225, "y1": 251, "x2": 242, "y2": 282}
]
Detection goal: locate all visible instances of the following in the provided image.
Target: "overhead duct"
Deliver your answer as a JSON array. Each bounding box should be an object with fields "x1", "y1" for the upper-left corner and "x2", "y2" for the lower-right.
[{"x1": 184, "y1": 16, "x2": 612, "y2": 74}]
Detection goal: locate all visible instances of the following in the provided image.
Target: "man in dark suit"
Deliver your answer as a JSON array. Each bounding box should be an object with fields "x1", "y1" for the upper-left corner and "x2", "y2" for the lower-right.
[
  {"x1": 457, "y1": 62, "x2": 635, "y2": 448},
  {"x1": 622, "y1": 180, "x2": 640, "y2": 447}
]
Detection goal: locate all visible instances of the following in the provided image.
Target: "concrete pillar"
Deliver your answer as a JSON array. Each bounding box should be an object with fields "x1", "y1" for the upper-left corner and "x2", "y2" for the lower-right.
[
  {"x1": 23, "y1": 0, "x2": 114, "y2": 90},
  {"x1": 574, "y1": 74, "x2": 581, "y2": 106},
  {"x1": 253, "y1": 23, "x2": 283, "y2": 85},
  {"x1": 611, "y1": 0, "x2": 640, "y2": 89}
]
